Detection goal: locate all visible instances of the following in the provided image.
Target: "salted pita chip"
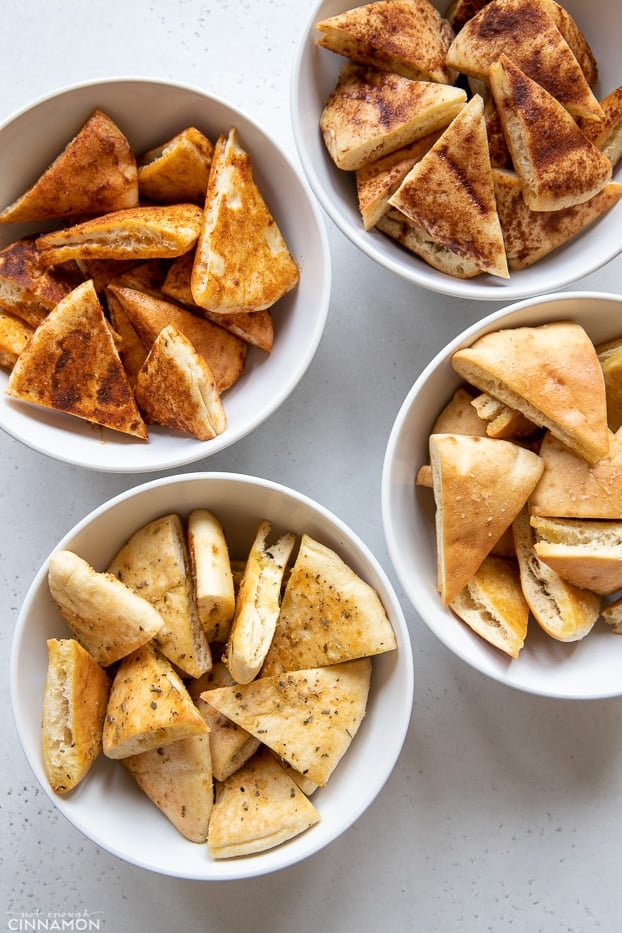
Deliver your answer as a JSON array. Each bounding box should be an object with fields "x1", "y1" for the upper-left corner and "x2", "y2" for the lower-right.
[
  {"x1": 191, "y1": 127, "x2": 299, "y2": 314},
  {"x1": 0, "y1": 237, "x2": 81, "y2": 327},
  {"x1": 47, "y1": 549, "x2": 165, "y2": 666},
  {"x1": 6, "y1": 279, "x2": 148, "y2": 438},
  {"x1": 137, "y1": 126, "x2": 214, "y2": 205},
  {"x1": 529, "y1": 429, "x2": 622, "y2": 519},
  {"x1": 429, "y1": 433, "x2": 544, "y2": 605},
  {"x1": 470, "y1": 392, "x2": 538, "y2": 439},
  {"x1": 122, "y1": 733, "x2": 213, "y2": 843},
  {"x1": 376, "y1": 208, "x2": 482, "y2": 278},
  {"x1": 432, "y1": 387, "x2": 488, "y2": 436},
  {"x1": 208, "y1": 746, "x2": 320, "y2": 859},
  {"x1": 102, "y1": 643, "x2": 208, "y2": 759},
  {"x1": 0, "y1": 109, "x2": 138, "y2": 223},
  {"x1": 530, "y1": 515, "x2": 622, "y2": 596},
  {"x1": 389, "y1": 95, "x2": 509, "y2": 278},
  {"x1": 201, "y1": 659, "x2": 372, "y2": 787},
  {"x1": 320, "y1": 63, "x2": 466, "y2": 171},
  {"x1": 317, "y1": 0, "x2": 456, "y2": 84},
  {"x1": 451, "y1": 321, "x2": 610, "y2": 463},
  {"x1": 261, "y1": 534, "x2": 396, "y2": 677}
]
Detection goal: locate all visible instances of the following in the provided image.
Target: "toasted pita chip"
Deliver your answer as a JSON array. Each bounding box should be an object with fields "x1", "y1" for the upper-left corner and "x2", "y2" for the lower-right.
[
  {"x1": 433, "y1": 386, "x2": 487, "y2": 436},
  {"x1": 0, "y1": 237, "x2": 82, "y2": 327},
  {"x1": 317, "y1": 0, "x2": 456, "y2": 84},
  {"x1": 41, "y1": 638, "x2": 110, "y2": 794},
  {"x1": 445, "y1": 0, "x2": 603, "y2": 121},
  {"x1": 122, "y1": 733, "x2": 213, "y2": 843},
  {"x1": 0, "y1": 109, "x2": 138, "y2": 224},
  {"x1": 134, "y1": 325, "x2": 227, "y2": 441},
  {"x1": 201, "y1": 659, "x2": 371, "y2": 786},
  {"x1": 187, "y1": 509, "x2": 236, "y2": 643},
  {"x1": 137, "y1": 126, "x2": 214, "y2": 205},
  {"x1": 6, "y1": 279, "x2": 148, "y2": 438},
  {"x1": 47, "y1": 549, "x2": 165, "y2": 666},
  {"x1": 35, "y1": 204, "x2": 203, "y2": 265},
  {"x1": 105, "y1": 290, "x2": 149, "y2": 387},
  {"x1": 599, "y1": 343, "x2": 622, "y2": 432},
  {"x1": 261, "y1": 534, "x2": 396, "y2": 677},
  {"x1": 106, "y1": 284, "x2": 246, "y2": 392},
  {"x1": 489, "y1": 55, "x2": 611, "y2": 211},
  {"x1": 320, "y1": 63, "x2": 467, "y2": 171},
  {"x1": 376, "y1": 208, "x2": 482, "y2": 278},
  {"x1": 577, "y1": 86, "x2": 622, "y2": 167},
  {"x1": 429, "y1": 433, "x2": 544, "y2": 605},
  {"x1": 467, "y1": 76, "x2": 511, "y2": 169},
  {"x1": 389, "y1": 95, "x2": 509, "y2": 278},
  {"x1": 450, "y1": 556, "x2": 528, "y2": 658},
  {"x1": 600, "y1": 597, "x2": 622, "y2": 634},
  {"x1": 0, "y1": 310, "x2": 34, "y2": 369},
  {"x1": 470, "y1": 392, "x2": 538, "y2": 439},
  {"x1": 107, "y1": 513, "x2": 212, "y2": 678},
  {"x1": 191, "y1": 127, "x2": 299, "y2": 314},
  {"x1": 208, "y1": 746, "x2": 320, "y2": 859},
  {"x1": 451, "y1": 321, "x2": 610, "y2": 463},
  {"x1": 529, "y1": 429, "x2": 622, "y2": 519},
  {"x1": 530, "y1": 515, "x2": 622, "y2": 596},
  {"x1": 445, "y1": 0, "x2": 489, "y2": 32},
  {"x1": 102, "y1": 644, "x2": 209, "y2": 759},
  {"x1": 544, "y1": 0, "x2": 598, "y2": 87}
]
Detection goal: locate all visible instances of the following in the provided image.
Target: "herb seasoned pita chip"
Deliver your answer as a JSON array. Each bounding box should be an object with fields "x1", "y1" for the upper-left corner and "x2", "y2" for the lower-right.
[{"x1": 187, "y1": 510, "x2": 236, "y2": 644}]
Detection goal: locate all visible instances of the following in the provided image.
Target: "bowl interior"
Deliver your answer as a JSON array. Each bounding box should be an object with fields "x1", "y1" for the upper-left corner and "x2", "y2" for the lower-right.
[
  {"x1": 382, "y1": 293, "x2": 622, "y2": 699},
  {"x1": 11, "y1": 473, "x2": 413, "y2": 879},
  {"x1": 0, "y1": 79, "x2": 330, "y2": 472},
  {"x1": 292, "y1": 0, "x2": 622, "y2": 300}
]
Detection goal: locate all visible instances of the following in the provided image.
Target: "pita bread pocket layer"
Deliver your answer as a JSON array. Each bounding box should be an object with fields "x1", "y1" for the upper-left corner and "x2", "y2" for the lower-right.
[
  {"x1": 122, "y1": 734, "x2": 213, "y2": 843},
  {"x1": 449, "y1": 555, "x2": 529, "y2": 658},
  {"x1": 190, "y1": 127, "x2": 299, "y2": 314},
  {"x1": 187, "y1": 509, "x2": 236, "y2": 644},
  {"x1": 493, "y1": 169, "x2": 622, "y2": 270},
  {"x1": 41, "y1": 638, "x2": 110, "y2": 795},
  {"x1": 0, "y1": 310, "x2": 34, "y2": 370},
  {"x1": 106, "y1": 513, "x2": 212, "y2": 678},
  {"x1": 137, "y1": 126, "x2": 214, "y2": 205},
  {"x1": 529, "y1": 429, "x2": 622, "y2": 519},
  {"x1": 201, "y1": 658, "x2": 372, "y2": 787},
  {"x1": 6, "y1": 279, "x2": 148, "y2": 439},
  {"x1": 102, "y1": 643, "x2": 209, "y2": 760},
  {"x1": 376, "y1": 208, "x2": 482, "y2": 278},
  {"x1": 530, "y1": 515, "x2": 622, "y2": 596},
  {"x1": 429, "y1": 433, "x2": 543, "y2": 605},
  {"x1": 489, "y1": 55, "x2": 612, "y2": 212},
  {"x1": 0, "y1": 237, "x2": 81, "y2": 328},
  {"x1": 47, "y1": 549, "x2": 165, "y2": 666},
  {"x1": 261, "y1": 533, "x2": 396, "y2": 676},
  {"x1": 224, "y1": 520, "x2": 296, "y2": 685},
  {"x1": 106, "y1": 284, "x2": 246, "y2": 393},
  {"x1": 0, "y1": 109, "x2": 138, "y2": 224},
  {"x1": 320, "y1": 63, "x2": 467, "y2": 171},
  {"x1": 445, "y1": 0, "x2": 603, "y2": 121},
  {"x1": 316, "y1": 0, "x2": 456, "y2": 84},
  {"x1": 389, "y1": 94, "x2": 509, "y2": 278},
  {"x1": 451, "y1": 321, "x2": 610, "y2": 464},
  {"x1": 134, "y1": 325, "x2": 227, "y2": 441},
  {"x1": 512, "y1": 507, "x2": 600, "y2": 642},
  {"x1": 207, "y1": 745, "x2": 320, "y2": 859},
  {"x1": 35, "y1": 203, "x2": 203, "y2": 265}
]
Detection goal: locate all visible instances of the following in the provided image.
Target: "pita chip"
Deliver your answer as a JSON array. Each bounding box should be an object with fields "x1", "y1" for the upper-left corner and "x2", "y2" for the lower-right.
[
  {"x1": 530, "y1": 515, "x2": 622, "y2": 596},
  {"x1": 0, "y1": 310, "x2": 34, "y2": 370},
  {"x1": 376, "y1": 208, "x2": 483, "y2": 278},
  {"x1": 0, "y1": 236, "x2": 81, "y2": 328},
  {"x1": 137, "y1": 126, "x2": 214, "y2": 205}
]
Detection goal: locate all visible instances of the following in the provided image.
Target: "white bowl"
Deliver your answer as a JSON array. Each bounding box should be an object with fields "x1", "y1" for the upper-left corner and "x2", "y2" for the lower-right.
[
  {"x1": 382, "y1": 291, "x2": 622, "y2": 699},
  {"x1": 292, "y1": 0, "x2": 621, "y2": 301},
  {"x1": 0, "y1": 78, "x2": 331, "y2": 472},
  {"x1": 11, "y1": 472, "x2": 413, "y2": 880}
]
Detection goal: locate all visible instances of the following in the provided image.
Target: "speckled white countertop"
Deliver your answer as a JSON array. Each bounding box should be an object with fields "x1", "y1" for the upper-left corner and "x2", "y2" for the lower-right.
[{"x1": 2, "y1": 2, "x2": 622, "y2": 931}]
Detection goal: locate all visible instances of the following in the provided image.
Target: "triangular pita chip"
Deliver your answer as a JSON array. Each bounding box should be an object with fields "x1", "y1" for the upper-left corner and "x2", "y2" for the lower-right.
[
  {"x1": 389, "y1": 95, "x2": 509, "y2": 278},
  {"x1": 261, "y1": 534, "x2": 396, "y2": 677},
  {"x1": 529, "y1": 429, "x2": 622, "y2": 519},
  {"x1": 191, "y1": 127, "x2": 299, "y2": 313},
  {"x1": 376, "y1": 208, "x2": 482, "y2": 278},
  {"x1": 187, "y1": 509, "x2": 236, "y2": 644},
  {"x1": 6, "y1": 279, "x2": 148, "y2": 438},
  {"x1": 316, "y1": 0, "x2": 456, "y2": 84},
  {"x1": 102, "y1": 643, "x2": 208, "y2": 759},
  {"x1": 0, "y1": 310, "x2": 34, "y2": 370},
  {"x1": 451, "y1": 321, "x2": 610, "y2": 463},
  {"x1": 0, "y1": 236, "x2": 81, "y2": 327},
  {"x1": 530, "y1": 515, "x2": 622, "y2": 596},
  {"x1": 544, "y1": 0, "x2": 598, "y2": 87},
  {"x1": 0, "y1": 109, "x2": 138, "y2": 223},
  {"x1": 578, "y1": 86, "x2": 622, "y2": 166},
  {"x1": 320, "y1": 62, "x2": 466, "y2": 171},
  {"x1": 106, "y1": 513, "x2": 212, "y2": 678},
  {"x1": 429, "y1": 433, "x2": 544, "y2": 604},
  {"x1": 201, "y1": 659, "x2": 371, "y2": 787},
  {"x1": 599, "y1": 343, "x2": 622, "y2": 432},
  {"x1": 137, "y1": 126, "x2": 214, "y2": 205},
  {"x1": 445, "y1": 0, "x2": 489, "y2": 32},
  {"x1": 489, "y1": 55, "x2": 611, "y2": 211},
  {"x1": 207, "y1": 746, "x2": 320, "y2": 859}
]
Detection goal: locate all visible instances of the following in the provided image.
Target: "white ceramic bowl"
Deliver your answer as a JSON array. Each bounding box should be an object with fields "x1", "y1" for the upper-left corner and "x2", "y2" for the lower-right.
[
  {"x1": 11, "y1": 472, "x2": 413, "y2": 880},
  {"x1": 0, "y1": 78, "x2": 331, "y2": 472},
  {"x1": 382, "y1": 292, "x2": 622, "y2": 699},
  {"x1": 292, "y1": 0, "x2": 621, "y2": 301}
]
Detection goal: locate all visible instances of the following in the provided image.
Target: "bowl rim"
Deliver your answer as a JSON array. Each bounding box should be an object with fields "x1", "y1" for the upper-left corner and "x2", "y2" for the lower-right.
[
  {"x1": 0, "y1": 76, "x2": 332, "y2": 472},
  {"x1": 381, "y1": 290, "x2": 622, "y2": 700},
  {"x1": 290, "y1": 0, "x2": 622, "y2": 301},
  {"x1": 10, "y1": 470, "x2": 414, "y2": 879}
]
